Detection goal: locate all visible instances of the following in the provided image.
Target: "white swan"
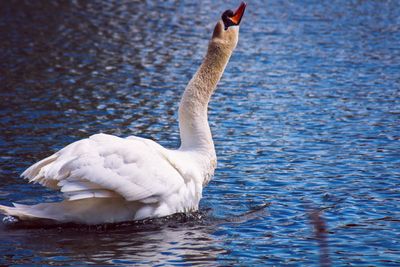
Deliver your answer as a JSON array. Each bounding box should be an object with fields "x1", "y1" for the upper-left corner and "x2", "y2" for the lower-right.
[{"x1": 0, "y1": 2, "x2": 247, "y2": 225}]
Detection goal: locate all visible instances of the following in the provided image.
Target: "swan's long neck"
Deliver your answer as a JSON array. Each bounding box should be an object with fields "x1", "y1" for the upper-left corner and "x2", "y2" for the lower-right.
[{"x1": 178, "y1": 42, "x2": 233, "y2": 152}]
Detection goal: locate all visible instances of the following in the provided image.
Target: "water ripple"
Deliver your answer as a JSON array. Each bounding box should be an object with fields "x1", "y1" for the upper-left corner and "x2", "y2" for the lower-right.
[{"x1": 0, "y1": 0, "x2": 399, "y2": 266}]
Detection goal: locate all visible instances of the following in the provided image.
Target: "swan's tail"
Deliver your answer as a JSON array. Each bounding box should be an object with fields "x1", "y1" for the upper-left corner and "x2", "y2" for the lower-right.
[
  {"x1": 0, "y1": 202, "x2": 68, "y2": 221},
  {"x1": 0, "y1": 199, "x2": 140, "y2": 224}
]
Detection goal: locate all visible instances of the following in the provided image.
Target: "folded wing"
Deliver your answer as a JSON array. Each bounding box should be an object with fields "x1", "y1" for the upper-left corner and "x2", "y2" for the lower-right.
[{"x1": 21, "y1": 133, "x2": 184, "y2": 203}]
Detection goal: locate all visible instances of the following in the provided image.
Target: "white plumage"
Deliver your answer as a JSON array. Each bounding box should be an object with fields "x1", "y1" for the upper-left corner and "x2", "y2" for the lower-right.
[
  {"x1": 4, "y1": 133, "x2": 208, "y2": 224},
  {"x1": 0, "y1": 4, "x2": 245, "y2": 224}
]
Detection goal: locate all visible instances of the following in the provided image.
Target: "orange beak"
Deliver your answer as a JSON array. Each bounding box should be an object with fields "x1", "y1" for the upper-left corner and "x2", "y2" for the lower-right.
[{"x1": 229, "y1": 2, "x2": 247, "y2": 25}]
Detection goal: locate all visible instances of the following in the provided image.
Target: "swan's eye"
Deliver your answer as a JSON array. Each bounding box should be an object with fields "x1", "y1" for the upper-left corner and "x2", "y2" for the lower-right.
[
  {"x1": 221, "y1": 2, "x2": 247, "y2": 30},
  {"x1": 222, "y1": 10, "x2": 235, "y2": 30}
]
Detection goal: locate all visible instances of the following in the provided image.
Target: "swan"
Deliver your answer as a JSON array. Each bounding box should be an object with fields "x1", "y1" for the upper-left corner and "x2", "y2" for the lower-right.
[{"x1": 0, "y1": 2, "x2": 247, "y2": 225}]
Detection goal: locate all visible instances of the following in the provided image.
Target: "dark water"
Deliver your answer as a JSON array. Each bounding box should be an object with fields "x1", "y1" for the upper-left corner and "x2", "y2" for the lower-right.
[{"x1": 1, "y1": 0, "x2": 399, "y2": 266}]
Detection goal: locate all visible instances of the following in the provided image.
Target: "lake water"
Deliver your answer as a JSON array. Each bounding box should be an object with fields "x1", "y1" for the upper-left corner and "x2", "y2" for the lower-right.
[{"x1": 0, "y1": 0, "x2": 399, "y2": 266}]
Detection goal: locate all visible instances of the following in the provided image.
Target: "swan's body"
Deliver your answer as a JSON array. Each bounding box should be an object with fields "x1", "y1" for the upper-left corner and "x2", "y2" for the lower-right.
[
  {"x1": 3, "y1": 134, "x2": 214, "y2": 224},
  {"x1": 0, "y1": 3, "x2": 246, "y2": 225}
]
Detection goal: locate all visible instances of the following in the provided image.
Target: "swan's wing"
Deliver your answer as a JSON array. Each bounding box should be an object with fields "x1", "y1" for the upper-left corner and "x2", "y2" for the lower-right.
[{"x1": 21, "y1": 133, "x2": 184, "y2": 203}]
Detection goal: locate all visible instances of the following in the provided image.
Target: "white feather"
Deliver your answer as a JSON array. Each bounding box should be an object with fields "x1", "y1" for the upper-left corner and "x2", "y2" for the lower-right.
[{"x1": 3, "y1": 133, "x2": 212, "y2": 223}]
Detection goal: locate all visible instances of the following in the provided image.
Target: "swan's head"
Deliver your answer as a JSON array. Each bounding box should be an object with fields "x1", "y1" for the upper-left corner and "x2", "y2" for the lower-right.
[{"x1": 211, "y1": 2, "x2": 246, "y2": 51}]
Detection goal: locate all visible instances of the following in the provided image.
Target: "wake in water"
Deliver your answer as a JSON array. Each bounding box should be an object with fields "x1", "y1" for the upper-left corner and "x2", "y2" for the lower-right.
[{"x1": 1, "y1": 202, "x2": 270, "y2": 231}]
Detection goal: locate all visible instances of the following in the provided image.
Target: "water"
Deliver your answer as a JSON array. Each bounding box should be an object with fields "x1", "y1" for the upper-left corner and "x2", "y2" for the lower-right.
[{"x1": 0, "y1": 0, "x2": 399, "y2": 265}]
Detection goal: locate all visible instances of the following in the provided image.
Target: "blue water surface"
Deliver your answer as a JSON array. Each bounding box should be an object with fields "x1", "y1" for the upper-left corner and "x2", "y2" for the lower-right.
[{"x1": 0, "y1": 0, "x2": 399, "y2": 266}]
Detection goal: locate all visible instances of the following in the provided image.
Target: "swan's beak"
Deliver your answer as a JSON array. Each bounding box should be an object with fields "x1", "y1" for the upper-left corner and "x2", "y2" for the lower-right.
[{"x1": 229, "y1": 2, "x2": 247, "y2": 26}]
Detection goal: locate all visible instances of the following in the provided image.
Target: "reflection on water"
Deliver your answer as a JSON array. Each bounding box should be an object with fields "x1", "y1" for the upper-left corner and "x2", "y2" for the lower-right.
[
  {"x1": 0, "y1": 218, "x2": 224, "y2": 266},
  {"x1": 0, "y1": 210, "x2": 266, "y2": 266},
  {"x1": 1, "y1": 0, "x2": 400, "y2": 266}
]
